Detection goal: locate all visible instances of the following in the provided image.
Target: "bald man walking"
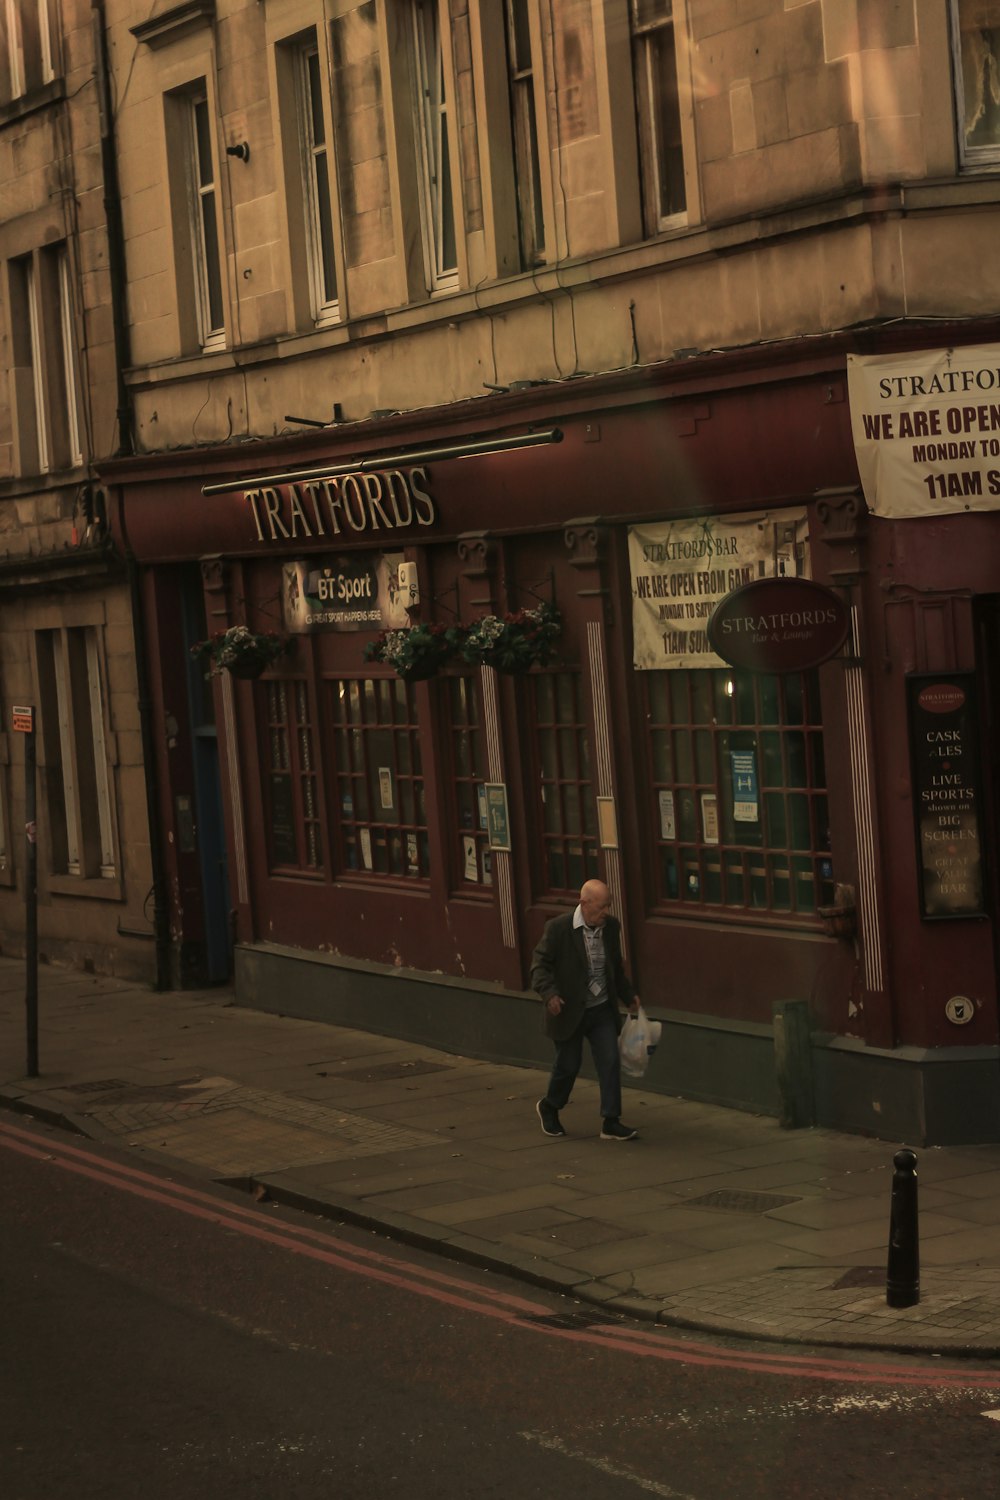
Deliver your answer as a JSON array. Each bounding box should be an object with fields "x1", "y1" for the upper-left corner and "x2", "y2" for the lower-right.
[{"x1": 531, "y1": 879, "x2": 640, "y2": 1141}]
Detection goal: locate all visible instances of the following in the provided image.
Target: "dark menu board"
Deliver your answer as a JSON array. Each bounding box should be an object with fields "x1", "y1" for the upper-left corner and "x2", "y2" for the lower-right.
[
  {"x1": 269, "y1": 774, "x2": 297, "y2": 866},
  {"x1": 907, "y1": 674, "x2": 986, "y2": 919}
]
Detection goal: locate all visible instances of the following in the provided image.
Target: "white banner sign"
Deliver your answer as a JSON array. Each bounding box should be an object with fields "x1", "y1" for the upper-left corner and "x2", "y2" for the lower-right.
[
  {"x1": 847, "y1": 344, "x2": 1000, "y2": 518},
  {"x1": 629, "y1": 511, "x2": 808, "y2": 670}
]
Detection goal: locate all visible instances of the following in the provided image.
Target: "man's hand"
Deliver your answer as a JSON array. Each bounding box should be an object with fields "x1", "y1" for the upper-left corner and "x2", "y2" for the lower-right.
[
  {"x1": 627, "y1": 996, "x2": 641, "y2": 1016},
  {"x1": 546, "y1": 995, "x2": 565, "y2": 1017}
]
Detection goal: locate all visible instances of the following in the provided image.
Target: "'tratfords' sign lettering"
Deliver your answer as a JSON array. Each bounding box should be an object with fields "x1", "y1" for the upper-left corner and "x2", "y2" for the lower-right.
[
  {"x1": 245, "y1": 465, "x2": 436, "y2": 544},
  {"x1": 707, "y1": 577, "x2": 849, "y2": 673}
]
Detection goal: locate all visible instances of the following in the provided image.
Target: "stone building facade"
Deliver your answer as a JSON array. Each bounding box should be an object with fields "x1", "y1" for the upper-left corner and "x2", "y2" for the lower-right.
[
  {"x1": 36, "y1": 0, "x2": 1000, "y2": 1139},
  {"x1": 0, "y1": 0, "x2": 159, "y2": 982}
]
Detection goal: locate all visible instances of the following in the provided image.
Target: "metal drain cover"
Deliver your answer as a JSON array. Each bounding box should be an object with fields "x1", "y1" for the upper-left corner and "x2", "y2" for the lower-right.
[
  {"x1": 686, "y1": 1189, "x2": 801, "y2": 1214},
  {"x1": 334, "y1": 1060, "x2": 451, "y2": 1082}
]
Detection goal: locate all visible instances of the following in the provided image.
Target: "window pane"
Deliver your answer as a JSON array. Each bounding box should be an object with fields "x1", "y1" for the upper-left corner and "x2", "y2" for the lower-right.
[{"x1": 642, "y1": 667, "x2": 829, "y2": 918}]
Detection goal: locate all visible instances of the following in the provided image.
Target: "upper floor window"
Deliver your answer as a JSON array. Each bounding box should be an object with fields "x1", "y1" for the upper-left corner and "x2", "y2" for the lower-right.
[
  {"x1": 7, "y1": 243, "x2": 83, "y2": 475},
  {"x1": 3, "y1": 0, "x2": 54, "y2": 103},
  {"x1": 503, "y1": 0, "x2": 545, "y2": 266},
  {"x1": 185, "y1": 87, "x2": 226, "y2": 351},
  {"x1": 408, "y1": 0, "x2": 458, "y2": 289},
  {"x1": 296, "y1": 40, "x2": 339, "y2": 322},
  {"x1": 953, "y1": 0, "x2": 1000, "y2": 165},
  {"x1": 629, "y1": 0, "x2": 686, "y2": 232}
]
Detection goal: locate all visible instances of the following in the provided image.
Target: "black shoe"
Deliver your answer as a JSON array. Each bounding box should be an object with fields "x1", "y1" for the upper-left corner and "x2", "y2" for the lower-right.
[
  {"x1": 600, "y1": 1118, "x2": 638, "y2": 1141},
  {"x1": 536, "y1": 1099, "x2": 566, "y2": 1137}
]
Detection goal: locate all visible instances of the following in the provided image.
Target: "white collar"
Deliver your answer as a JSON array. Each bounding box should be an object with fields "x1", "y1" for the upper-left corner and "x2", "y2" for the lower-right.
[{"x1": 573, "y1": 905, "x2": 603, "y2": 934}]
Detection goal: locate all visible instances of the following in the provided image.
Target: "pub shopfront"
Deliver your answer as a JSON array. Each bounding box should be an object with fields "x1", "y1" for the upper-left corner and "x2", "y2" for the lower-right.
[{"x1": 104, "y1": 338, "x2": 1000, "y2": 1145}]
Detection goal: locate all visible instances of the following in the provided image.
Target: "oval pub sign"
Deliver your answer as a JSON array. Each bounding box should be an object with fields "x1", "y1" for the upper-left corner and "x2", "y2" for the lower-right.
[{"x1": 707, "y1": 577, "x2": 850, "y2": 674}]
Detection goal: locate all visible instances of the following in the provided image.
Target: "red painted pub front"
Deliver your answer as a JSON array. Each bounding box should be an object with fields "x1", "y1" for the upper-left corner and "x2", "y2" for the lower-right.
[{"x1": 103, "y1": 331, "x2": 1000, "y2": 1146}]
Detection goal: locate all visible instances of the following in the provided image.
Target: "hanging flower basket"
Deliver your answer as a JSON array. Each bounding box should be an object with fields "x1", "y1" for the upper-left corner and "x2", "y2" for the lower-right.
[
  {"x1": 364, "y1": 622, "x2": 460, "y2": 681},
  {"x1": 459, "y1": 602, "x2": 561, "y2": 674},
  {"x1": 191, "y1": 626, "x2": 289, "y2": 679}
]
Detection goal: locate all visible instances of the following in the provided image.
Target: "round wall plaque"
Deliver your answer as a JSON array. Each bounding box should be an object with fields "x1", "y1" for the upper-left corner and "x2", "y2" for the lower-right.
[{"x1": 945, "y1": 995, "x2": 975, "y2": 1025}]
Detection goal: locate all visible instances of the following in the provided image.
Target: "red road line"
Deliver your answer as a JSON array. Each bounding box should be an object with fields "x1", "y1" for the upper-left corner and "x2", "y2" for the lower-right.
[{"x1": 3, "y1": 1118, "x2": 999, "y2": 1390}]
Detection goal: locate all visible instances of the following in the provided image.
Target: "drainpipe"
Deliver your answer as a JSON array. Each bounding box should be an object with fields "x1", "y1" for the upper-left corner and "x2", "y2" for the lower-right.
[{"x1": 93, "y1": 0, "x2": 172, "y2": 989}]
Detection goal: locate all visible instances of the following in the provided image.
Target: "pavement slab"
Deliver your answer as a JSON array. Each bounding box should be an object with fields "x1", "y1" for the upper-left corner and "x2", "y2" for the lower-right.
[{"x1": 7, "y1": 956, "x2": 1000, "y2": 1353}]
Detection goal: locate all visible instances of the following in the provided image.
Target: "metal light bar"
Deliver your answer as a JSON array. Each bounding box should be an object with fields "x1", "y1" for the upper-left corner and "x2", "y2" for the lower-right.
[{"x1": 201, "y1": 428, "x2": 562, "y2": 496}]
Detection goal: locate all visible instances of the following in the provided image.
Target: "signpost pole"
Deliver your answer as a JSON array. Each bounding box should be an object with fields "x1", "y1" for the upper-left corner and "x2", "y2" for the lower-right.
[
  {"x1": 24, "y1": 719, "x2": 38, "y2": 1077},
  {"x1": 13, "y1": 706, "x2": 38, "y2": 1076}
]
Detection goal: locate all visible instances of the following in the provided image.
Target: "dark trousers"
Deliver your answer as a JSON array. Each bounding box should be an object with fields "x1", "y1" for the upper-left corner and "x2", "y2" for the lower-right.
[{"x1": 544, "y1": 1001, "x2": 621, "y2": 1120}]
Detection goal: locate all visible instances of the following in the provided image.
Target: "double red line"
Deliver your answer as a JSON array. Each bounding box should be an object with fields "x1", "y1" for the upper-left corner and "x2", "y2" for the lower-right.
[{"x1": 3, "y1": 1116, "x2": 998, "y2": 1391}]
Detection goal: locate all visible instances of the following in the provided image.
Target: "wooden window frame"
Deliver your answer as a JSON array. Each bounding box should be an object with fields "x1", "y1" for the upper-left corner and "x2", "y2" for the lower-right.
[
  {"x1": 329, "y1": 675, "x2": 430, "y2": 882},
  {"x1": 642, "y1": 667, "x2": 833, "y2": 924},
  {"x1": 525, "y1": 669, "x2": 600, "y2": 897},
  {"x1": 260, "y1": 677, "x2": 325, "y2": 875}
]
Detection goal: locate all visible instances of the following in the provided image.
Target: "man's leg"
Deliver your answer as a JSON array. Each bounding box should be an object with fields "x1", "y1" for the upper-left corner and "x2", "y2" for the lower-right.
[
  {"x1": 585, "y1": 1004, "x2": 623, "y2": 1120},
  {"x1": 545, "y1": 1025, "x2": 585, "y2": 1111}
]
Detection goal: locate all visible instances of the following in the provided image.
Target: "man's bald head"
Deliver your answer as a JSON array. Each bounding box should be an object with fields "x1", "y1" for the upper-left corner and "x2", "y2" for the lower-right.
[{"x1": 580, "y1": 880, "x2": 612, "y2": 927}]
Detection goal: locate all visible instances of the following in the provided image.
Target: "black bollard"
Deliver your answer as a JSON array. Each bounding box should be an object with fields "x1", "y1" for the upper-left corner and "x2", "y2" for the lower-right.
[{"x1": 886, "y1": 1148, "x2": 919, "y2": 1308}]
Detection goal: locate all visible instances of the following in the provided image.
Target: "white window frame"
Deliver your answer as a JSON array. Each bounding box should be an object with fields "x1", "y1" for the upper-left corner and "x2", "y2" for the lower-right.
[
  {"x1": 408, "y1": 0, "x2": 458, "y2": 291},
  {"x1": 37, "y1": 625, "x2": 117, "y2": 881},
  {"x1": 296, "y1": 41, "x2": 339, "y2": 324},
  {"x1": 503, "y1": 0, "x2": 545, "y2": 267},
  {"x1": 4, "y1": 0, "x2": 55, "y2": 100},
  {"x1": 629, "y1": 0, "x2": 687, "y2": 234},
  {"x1": 5, "y1": 0, "x2": 24, "y2": 97},
  {"x1": 186, "y1": 88, "x2": 226, "y2": 351},
  {"x1": 24, "y1": 258, "x2": 49, "y2": 471},
  {"x1": 57, "y1": 247, "x2": 82, "y2": 467},
  {"x1": 952, "y1": 0, "x2": 1000, "y2": 168}
]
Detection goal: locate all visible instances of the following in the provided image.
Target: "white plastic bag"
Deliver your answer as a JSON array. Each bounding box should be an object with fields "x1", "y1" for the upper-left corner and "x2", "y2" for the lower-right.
[{"x1": 619, "y1": 1005, "x2": 662, "y2": 1078}]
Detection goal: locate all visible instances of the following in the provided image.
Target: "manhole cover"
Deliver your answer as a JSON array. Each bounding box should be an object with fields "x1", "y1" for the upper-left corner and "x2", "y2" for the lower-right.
[
  {"x1": 686, "y1": 1189, "x2": 801, "y2": 1214},
  {"x1": 831, "y1": 1266, "x2": 883, "y2": 1290},
  {"x1": 334, "y1": 1060, "x2": 451, "y2": 1082}
]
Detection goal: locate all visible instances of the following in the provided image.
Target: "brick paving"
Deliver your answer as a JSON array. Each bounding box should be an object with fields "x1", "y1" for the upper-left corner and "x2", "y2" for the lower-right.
[{"x1": 4, "y1": 957, "x2": 1000, "y2": 1354}]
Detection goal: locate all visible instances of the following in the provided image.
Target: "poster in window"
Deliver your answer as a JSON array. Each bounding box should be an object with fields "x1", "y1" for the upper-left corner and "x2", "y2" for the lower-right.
[
  {"x1": 701, "y1": 793, "x2": 720, "y2": 846},
  {"x1": 485, "y1": 783, "x2": 512, "y2": 851},
  {"x1": 283, "y1": 552, "x2": 408, "y2": 633},
  {"x1": 730, "y1": 750, "x2": 759, "y2": 822},
  {"x1": 658, "y1": 789, "x2": 676, "y2": 840},
  {"x1": 482, "y1": 849, "x2": 493, "y2": 886},
  {"x1": 906, "y1": 673, "x2": 986, "y2": 919},
  {"x1": 477, "y1": 783, "x2": 488, "y2": 829},
  {"x1": 378, "y1": 767, "x2": 394, "y2": 810},
  {"x1": 462, "y1": 835, "x2": 478, "y2": 882},
  {"x1": 628, "y1": 510, "x2": 809, "y2": 670},
  {"x1": 407, "y1": 833, "x2": 419, "y2": 876},
  {"x1": 359, "y1": 827, "x2": 373, "y2": 871}
]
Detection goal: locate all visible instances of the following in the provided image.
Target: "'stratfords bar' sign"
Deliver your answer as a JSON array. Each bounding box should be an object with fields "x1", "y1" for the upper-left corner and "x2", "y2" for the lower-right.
[
  {"x1": 707, "y1": 577, "x2": 849, "y2": 674},
  {"x1": 245, "y1": 465, "x2": 436, "y2": 543}
]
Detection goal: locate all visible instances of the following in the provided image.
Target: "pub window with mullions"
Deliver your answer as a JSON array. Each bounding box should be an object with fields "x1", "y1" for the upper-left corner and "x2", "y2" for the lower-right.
[
  {"x1": 527, "y1": 670, "x2": 600, "y2": 895},
  {"x1": 642, "y1": 668, "x2": 833, "y2": 918},
  {"x1": 261, "y1": 679, "x2": 324, "y2": 873},
  {"x1": 330, "y1": 676, "x2": 429, "y2": 880}
]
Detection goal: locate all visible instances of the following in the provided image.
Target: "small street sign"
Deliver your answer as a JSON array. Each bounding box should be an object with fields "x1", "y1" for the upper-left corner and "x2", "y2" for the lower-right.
[{"x1": 12, "y1": 706, "x2": 34, "y2": 733}]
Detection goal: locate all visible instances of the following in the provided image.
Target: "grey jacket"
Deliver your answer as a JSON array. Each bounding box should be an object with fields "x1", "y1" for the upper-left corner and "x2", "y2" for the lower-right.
[{"x1": 530, "y1": 911, "x2": 636, "y2": 1042}]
